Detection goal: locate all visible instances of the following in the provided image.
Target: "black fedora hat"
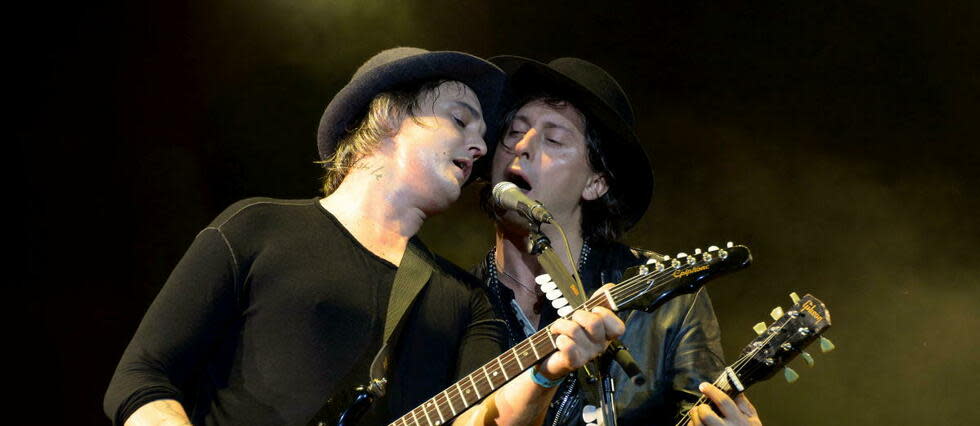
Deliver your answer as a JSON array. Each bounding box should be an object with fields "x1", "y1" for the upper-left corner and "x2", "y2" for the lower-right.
[
  {"x1": 317, "y1": 47, "x2": 506, "y2": 162},
  {"x1": 489, "y1": 56, "x2": 654, "y2": 230}
]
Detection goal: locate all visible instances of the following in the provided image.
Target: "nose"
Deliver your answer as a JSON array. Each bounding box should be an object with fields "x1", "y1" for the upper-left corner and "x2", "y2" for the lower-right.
[
  {"x1": 512, "y1": 128, "x2": 538, "y2": 159},
  {"x1": 467, "y1": 131, "x2": 488, "y2": 160}
]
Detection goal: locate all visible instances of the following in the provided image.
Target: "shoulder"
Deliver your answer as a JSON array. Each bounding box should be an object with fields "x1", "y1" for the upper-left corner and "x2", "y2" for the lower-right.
[
  {"x1": 410, "y1": 239, "x2": 486, "y2": 303},
  {"x1": 589, "y1": 240, "x2": 664, "y2": 273},
  {"x1": 207, "y1": 197, "x2": 318, "y2": 230},
  {"x1": 430, "y1": 252, "x2": 484, "y2": 291}
]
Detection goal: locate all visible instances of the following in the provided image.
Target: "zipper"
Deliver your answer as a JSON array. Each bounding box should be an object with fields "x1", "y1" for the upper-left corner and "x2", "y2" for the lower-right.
[{"x1": 550, "y1": 380, "x2": 578, "y2": 426}]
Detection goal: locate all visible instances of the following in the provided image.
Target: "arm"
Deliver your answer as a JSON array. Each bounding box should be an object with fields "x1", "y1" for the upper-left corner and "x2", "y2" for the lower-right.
[
  {"x1": 455, "y1": 305, "x2": 625, "y2": 426},
  {"x1": 104, "y1": 227, "x2": 241, "y2": 425},
  {"x1": 670, "y1": 290, "x2": 762, "y2": 425},
  {"x1": 124, "y1": 400, "x2": 192, "y2": 426},
  {"x1": 668, "y1": 288, "x2": 727, "y2": 414}
]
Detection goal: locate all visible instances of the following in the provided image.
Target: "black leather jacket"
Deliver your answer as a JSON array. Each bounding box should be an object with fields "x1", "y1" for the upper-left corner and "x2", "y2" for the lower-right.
[{"x1": 474, "y1": 240, "x2": 725, "y2": 426}]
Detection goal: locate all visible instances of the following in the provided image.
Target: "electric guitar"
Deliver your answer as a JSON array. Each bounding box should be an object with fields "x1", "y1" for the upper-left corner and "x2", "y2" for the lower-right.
[
  {"x1": 309, "y1": 243, "x2": 753, "y2": 426},
  {"x1": 673, "y1": 292, "x2": 834, "y2": 426}
]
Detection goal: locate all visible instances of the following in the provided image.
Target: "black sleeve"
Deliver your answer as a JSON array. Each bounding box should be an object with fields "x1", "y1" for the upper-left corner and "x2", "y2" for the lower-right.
[
  {"x1": 454, "y1": 287, "x2": 507, "y2": 381},
  {"x1": 667, "y1": 288, "x2": 726, "y2": 414},
  {"x1": 103, "y1": 228, "x2": 242, "y2": 425}
]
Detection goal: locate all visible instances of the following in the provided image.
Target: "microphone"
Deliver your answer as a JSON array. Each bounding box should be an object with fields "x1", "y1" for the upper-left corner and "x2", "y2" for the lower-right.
[{"x1": 492, "y1": 182, "x2": 555, "y2": 224}]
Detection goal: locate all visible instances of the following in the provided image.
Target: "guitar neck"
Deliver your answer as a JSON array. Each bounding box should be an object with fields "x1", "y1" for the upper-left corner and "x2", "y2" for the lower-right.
[
  {"x1": 388, "y1": 245, "x2": 752, "y2": 426},
  {"x1": 388, "y1": 296, "x2": 612, "y2": 426}
]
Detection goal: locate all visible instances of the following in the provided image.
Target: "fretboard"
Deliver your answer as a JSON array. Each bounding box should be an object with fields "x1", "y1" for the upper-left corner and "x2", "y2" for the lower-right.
[{"x1": 388, "y1": 296, "x2": 612, "y2": 426}]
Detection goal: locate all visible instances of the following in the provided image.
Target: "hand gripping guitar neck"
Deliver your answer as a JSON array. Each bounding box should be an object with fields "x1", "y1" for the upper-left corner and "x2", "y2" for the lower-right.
[{"x1": 308, "y1": 243, "x2": 752, "y2": 426}]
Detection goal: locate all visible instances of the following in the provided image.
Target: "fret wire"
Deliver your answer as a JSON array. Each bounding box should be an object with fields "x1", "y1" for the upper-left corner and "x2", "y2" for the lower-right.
[
  {"x1": 482, "y1": 365, "x2": 495, "y2": 390},
  {"x1": 469, "y1": 373, "x2": 482, "y2": 399},
  {"x1": 443, "y1": 389, "x2": 457, "y2": 416},
  {"x1": 456, "y1": 381, "x2": 468, "y2": 407},
  {"x1": 430, "y1": 398, "x2": 445, "y2": 425},
  {"x1": 510, "y1": 346, "x2": 524, "y2": 371},
  {"x1": 537, "y1": 334, "x2": 552, "y2": 359},
  {"x1": 422, "y1": 402, "x2": 434, "y2": 426},
  {"x1": 496, "y1": 356, "x2": 509, "y2": 380},
  {"x1": 389, "y1": 260, "x2": 725, "y2": 426}
]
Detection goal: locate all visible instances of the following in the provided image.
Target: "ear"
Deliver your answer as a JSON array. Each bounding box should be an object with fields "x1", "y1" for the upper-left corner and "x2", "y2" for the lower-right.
[{"x1": 581, "y1": 172, "x2": 609, "y2": 201}]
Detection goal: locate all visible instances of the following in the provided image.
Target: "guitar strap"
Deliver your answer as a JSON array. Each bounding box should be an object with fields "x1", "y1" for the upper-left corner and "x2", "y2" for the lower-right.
[{"x1": 367, "y1": 237, "x2": 434, "y2": 396}]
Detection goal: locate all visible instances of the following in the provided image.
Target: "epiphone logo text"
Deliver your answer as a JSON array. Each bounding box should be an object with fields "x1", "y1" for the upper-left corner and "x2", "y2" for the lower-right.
[{"x1": 673, "y1": 265, "x2": 708, "y2": 278}]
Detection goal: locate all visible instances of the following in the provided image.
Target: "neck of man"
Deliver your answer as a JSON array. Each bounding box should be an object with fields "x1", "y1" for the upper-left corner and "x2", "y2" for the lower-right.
[
  {"x1": 320, "y1": 159, "x2": 427, "y2": 266},
  {"x1": 493, "y1": 210, "x2": 585, "y2": 325}
]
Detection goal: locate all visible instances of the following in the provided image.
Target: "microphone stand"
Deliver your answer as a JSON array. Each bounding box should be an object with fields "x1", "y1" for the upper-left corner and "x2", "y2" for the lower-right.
[{"x1": 526, "y1": 221, "x2": 645, "y2": 426}]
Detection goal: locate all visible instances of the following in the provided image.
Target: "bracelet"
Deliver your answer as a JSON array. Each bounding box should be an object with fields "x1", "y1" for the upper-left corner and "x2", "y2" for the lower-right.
[{"x1": 530, "y1": 365, "x2": 566, "y2": 388}]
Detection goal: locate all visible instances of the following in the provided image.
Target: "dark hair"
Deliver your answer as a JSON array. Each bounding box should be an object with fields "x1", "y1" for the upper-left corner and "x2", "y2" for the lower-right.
[
  {"x1": 483, "y1": 94, "x2": 630, "y2": 243},
  {"x1": 319, "y1": 79, "x2": 460, "y2": 195}
]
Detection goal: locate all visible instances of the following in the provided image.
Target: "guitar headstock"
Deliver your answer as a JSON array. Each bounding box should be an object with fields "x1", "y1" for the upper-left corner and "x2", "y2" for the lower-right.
[
  {"x1": 615, "y1": 242, "x2": 752, "y2": 313},
  {"x1": 733, "y1": 293, "x2": 834, "y2": 389}
]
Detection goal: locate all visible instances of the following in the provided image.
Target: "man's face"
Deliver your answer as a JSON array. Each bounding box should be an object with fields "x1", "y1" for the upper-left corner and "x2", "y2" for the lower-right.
[
  {"x1": 490, "y1": 99, "x2": 607, "y2": 227},
  {"x1": 388, "y1": 81, "x2": 487, "y2": 213}
]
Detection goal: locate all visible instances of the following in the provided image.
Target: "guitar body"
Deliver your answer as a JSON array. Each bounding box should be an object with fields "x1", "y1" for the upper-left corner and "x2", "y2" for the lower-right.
[{"x1": 307, "y1": 385, "x2": 375, "y2": 426}]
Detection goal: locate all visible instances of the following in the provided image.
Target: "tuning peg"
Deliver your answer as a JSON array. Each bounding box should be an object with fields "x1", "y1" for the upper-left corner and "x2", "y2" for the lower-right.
[
  {"x1": 726, "y1": 241, "x2": 734, "y2": 248},
  {"x1": 676, "y1": 252, "x2": 688, "y2": 259},
  {"x1": 819, "y1": 336, "x2": 835, "y2": 353},
  {"x1": 770, "y1": 306, "x2": 784, "y2": 321},
  {"x1": 783, "y1": 367, "x2": 799, "y2": 383},
  {"x1": 753, "y1": 322, "x2": 767, "y2": 335},
  {"x1": 551, "y1": 298, "x2": 569, "y2": 309},
  {"x1": 545, "y1": 289, "x2": 563, "y2": 301},
  {"x1": 534, "y1": 274, "x2": 552, "y2": 284},
  {"x1": 707, "y1": 245, "x2": 720, "y2": 252},
  {"x1": 694, "y1": 248, "x2": 703, "y2": 255},
  {"x1": 540, "y1": 281, "x2": 557, "y2": 292},
  {"x1": 646, "y1": 258, "x2": 657, "y2": 265},
  {"x1": 557, "y1": 306, "x2": 574, "y2": 317},
  {"x1": 800, "y1": 351, "x2": 814, "y2": 367},
  {"x1": 790, "y1": 292, "x2": 801, "y2": 304}
]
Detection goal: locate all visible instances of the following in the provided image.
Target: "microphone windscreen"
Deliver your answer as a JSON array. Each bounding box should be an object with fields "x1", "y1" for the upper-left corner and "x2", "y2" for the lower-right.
[{"x1": 492, "y1": 182, "x2": 518, "y2": 206}]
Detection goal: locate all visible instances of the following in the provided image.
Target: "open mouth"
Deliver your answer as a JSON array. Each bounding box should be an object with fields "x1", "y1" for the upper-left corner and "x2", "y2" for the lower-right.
[
  {"x1": 504, "y1": 171, "x2": 532, "y2": 191},
  {"x1": 452, "y1": 159, "x2": 471, "y2": 180}
]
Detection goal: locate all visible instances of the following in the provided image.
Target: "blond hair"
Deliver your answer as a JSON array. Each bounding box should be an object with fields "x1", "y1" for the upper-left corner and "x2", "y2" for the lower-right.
[{"x1": 319, "y1": 79, "x2": 456, "y2": 195}]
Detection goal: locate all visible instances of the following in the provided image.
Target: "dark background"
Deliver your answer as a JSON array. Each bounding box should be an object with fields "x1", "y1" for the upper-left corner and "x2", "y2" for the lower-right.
[{"x1": 18, "y1": 1, "x2": 978, "y2": 424}]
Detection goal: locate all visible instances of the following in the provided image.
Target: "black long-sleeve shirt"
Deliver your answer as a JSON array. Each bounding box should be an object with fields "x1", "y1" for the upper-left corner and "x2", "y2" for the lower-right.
[{"x1": 105, "y1": 197, "x2": 505, "y2": 425}]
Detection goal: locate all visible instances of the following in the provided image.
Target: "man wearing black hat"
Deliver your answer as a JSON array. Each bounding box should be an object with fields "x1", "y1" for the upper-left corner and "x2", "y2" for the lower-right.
[
  {"x1": 475, "y1": 56, "x2": 763, "y2": 425},
  {"x1": 104, "y1": 48, "x2": 626, "y2": 426}
]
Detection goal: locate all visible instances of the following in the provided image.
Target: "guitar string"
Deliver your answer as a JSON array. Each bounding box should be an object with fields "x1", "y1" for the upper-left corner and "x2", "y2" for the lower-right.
[
  {"x1": 673, "y1": 314, "x2": 794, "y2": 426},
  {"x1": 392, "y1": 254, "x2": 735, "y2": 426},
  {"x1": 674, "y1": 342, "x2": 778, "y2": 425},
  {"x1": 392, "y1": 254, "x2": 739, "y2": 426},
  {"x1": 675, "y1": 315, "x2": 794, "y2": 426},
  {"x1": 393, "y1": 263, "x2": 689, "y2": 424}
]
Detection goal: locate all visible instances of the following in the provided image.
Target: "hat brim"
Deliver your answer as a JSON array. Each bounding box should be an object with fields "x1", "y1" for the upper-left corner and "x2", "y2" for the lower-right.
[
  {"x1": 489, "y1": 56, "x2": 654, "y2": 231},
  {"x1": 317, "y1": 51, "x2": 506, "y2": 166}
]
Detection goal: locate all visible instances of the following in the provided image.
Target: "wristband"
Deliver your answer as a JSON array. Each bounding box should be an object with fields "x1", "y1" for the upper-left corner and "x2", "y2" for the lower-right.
[{"x1": 530, "y1": 365, "x2": 566, "y2": 388}]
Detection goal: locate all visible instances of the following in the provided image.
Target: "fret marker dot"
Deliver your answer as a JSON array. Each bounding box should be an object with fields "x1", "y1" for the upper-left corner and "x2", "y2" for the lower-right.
[{"x1": 492, "y1": 371, "x2": 498, "y2": 376}]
